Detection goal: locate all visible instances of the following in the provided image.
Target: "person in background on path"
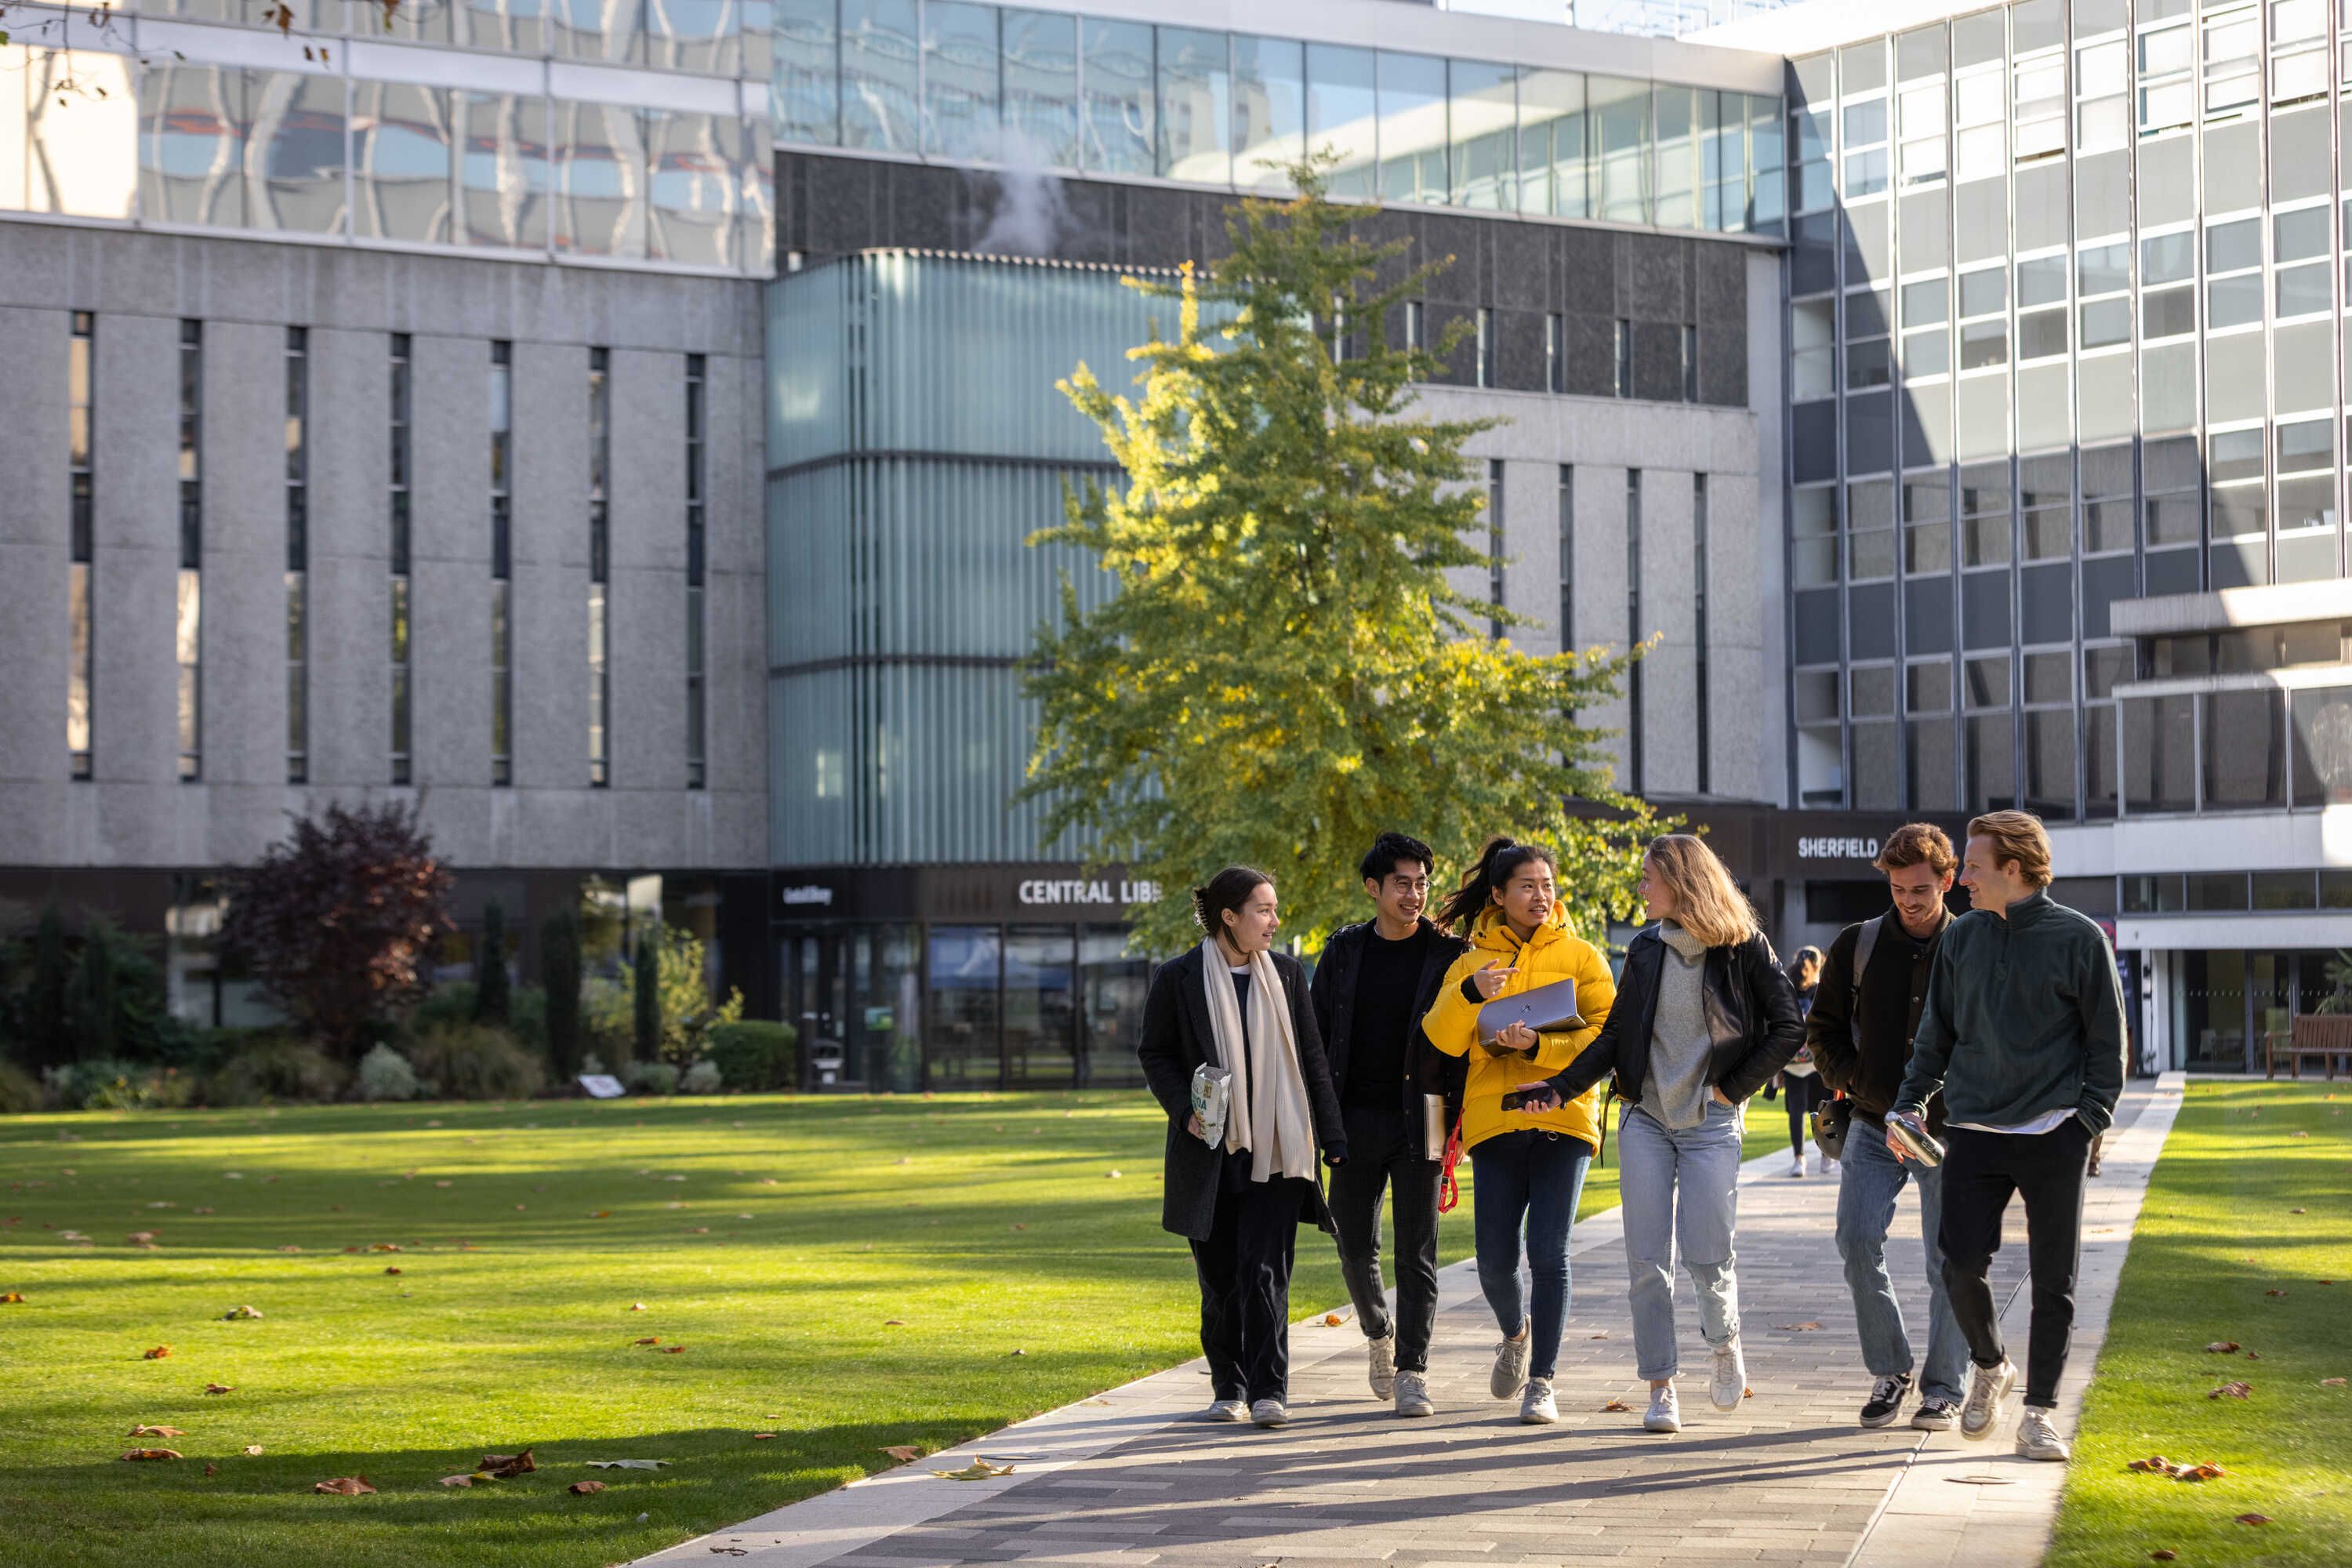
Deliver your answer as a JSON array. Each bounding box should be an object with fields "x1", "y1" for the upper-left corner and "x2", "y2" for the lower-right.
[
  {"x1": 1420, "y1": 838, "x2": 1617, "y2": 1426},
  {"x1": 1512, "y1": 834, "x2": 1803, "y2": 1436},
  {"x1": 1806, "y1": 823, "x2": 1968, "y2": 1432},
  {"x1": 1311, "y1": 832, "x2": 1469, "y2": 1419},
  {"x1": 1767, "y1": 946, "x2": 1831, "y2": 1178},
  {"x1": 1888, "y1": 811, "x2": 2128, "y2": 1464},
  {"x1": 1138, "y1": 867, "x2": 1348, "y2": 1431}
]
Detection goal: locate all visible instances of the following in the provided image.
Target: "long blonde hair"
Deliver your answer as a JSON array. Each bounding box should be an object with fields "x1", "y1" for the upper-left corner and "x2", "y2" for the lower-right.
[{"x1": 1645, "y1": 833, "x2": 1758, "y2": 950}]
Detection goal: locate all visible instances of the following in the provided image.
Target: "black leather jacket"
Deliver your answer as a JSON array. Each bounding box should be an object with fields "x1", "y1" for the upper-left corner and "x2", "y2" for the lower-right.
[
  {"x1": 1308, "y1": 916, "x2": 1469, "y2": 1120},
  {"x1": 1544, "y1": 925, "x2": 1805, "y2": 1109}
]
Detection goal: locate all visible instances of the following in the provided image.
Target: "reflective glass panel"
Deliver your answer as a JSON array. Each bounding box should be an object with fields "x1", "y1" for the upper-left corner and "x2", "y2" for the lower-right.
[
  {"x1": 1082, "y1": 17, "x2": 1153, "y2": 176},
  {"x1": 1450, "y1": 58, "x2": 1517, "y2": 211},
  {"x1": 354, "y1": 81, "x2": 452, "y2": 245},
  {"x1": 555, "y1": 100, "x2": 648, "y2": 258},
  {"x1": 1003, "y1": 9, "x2": 1078, "y2": 166},
  {"x1": 648, "y1": 110, "x2": 742, "y2": 266},
  {"x1": 1377, "y1": 50, "x2": 1446, "y2": 204},
  {"x1": 1305, "y1": 43, "x2": 1376, "y2": 200},
  {"x1": 842, "y1": 0, "x2": 918, "y2": 152},
  {"x1": 1593, "y1": 74, "x2": 1650, "y2": 224},
  {"x1": 140, "y1": 63, "x2": 246, "y2": 229},
  {"x1": 458, "y1": 92, "x2": 550, "y2": 250},
  {"x1": 922, "y1": 0, "x2": 1000, "y2": 161},
  {"x1": 248, "y1": 71, "x2": 347, "y2": 237},
  {"x1": 775, "y1": 0, "x2": 840, "y2": 144},
  {"x1": 1517, "y1": 67, "x2": 1586, "y2": 219},
  {"x1": 1232, "y1": 35, "x2": 1305, "y2": 191},
  {"x1": 1157, "y1": 27, "x2": 1231, "y2": 183},
  {"x1": 647, "y1": 0, "x2": 740, "y2": 73}
]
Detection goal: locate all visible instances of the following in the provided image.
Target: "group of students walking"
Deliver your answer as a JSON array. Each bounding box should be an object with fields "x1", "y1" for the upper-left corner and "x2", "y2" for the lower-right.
[{"x1": 1137, "y1": 811, "x2": 2129, "y2": 1463}]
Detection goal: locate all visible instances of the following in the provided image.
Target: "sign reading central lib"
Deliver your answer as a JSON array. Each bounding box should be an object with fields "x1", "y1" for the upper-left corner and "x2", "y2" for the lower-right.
[{"x1": 1017, "y1": 879, "x2": 1160, "y2": 907}]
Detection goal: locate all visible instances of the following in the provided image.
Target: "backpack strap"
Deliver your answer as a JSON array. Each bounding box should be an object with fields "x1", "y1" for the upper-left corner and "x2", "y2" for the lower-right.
[{"x1": 1848, "y1": 915, "x2": 1885, "y2": 1051}]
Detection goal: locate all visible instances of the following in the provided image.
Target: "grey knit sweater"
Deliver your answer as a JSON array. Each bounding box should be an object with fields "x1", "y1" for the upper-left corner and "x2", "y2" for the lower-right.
[{"x1": 1639, "y1": 922, "x2": 1715, "y2": 1130}]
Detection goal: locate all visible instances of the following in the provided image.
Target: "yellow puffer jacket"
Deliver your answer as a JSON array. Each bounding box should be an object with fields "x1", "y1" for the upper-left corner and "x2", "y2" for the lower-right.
[{"x1": 1422, "y1": 903, "x2": 1617, "y2": 1154}]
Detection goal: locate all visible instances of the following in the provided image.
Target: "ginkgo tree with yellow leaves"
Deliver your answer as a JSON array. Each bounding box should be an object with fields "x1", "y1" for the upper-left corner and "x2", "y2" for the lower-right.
[{"x1": 1021, "y1": 156, "x2": 1669, "y2": 956}]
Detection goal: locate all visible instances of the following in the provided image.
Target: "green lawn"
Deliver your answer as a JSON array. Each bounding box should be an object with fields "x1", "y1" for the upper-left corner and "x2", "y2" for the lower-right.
[
  {"x1": 0, "y1": 1092, "x2": 1788, "y2": 1568},
  {"x1": 2049, "y1": 1080, "x2": 2352, "y2": 1568}
]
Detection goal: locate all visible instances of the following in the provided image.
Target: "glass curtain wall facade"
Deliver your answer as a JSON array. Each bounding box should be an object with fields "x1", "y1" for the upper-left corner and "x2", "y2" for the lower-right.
[
  {"x1": 773, "y1": 1, "x2": 1788, "y2": 235},
  {"x1": 1788, "y1": 0, "x2": 2352, "y2": 823}
]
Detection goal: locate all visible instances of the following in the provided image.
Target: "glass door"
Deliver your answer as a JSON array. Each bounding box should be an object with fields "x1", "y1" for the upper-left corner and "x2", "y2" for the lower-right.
[
  {"x1": 1004, "y1": 925, "x2": 1078, "y2": 1088},
  {"x1": 785, "y1": 927, "x2": 860, "y2": 1090}
]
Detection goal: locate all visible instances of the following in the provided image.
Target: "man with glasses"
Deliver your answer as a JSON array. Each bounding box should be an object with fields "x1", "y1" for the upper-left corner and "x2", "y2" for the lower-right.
[{"x1": 1311, "y1": 832, "x2": 1468, "y2": 1417}]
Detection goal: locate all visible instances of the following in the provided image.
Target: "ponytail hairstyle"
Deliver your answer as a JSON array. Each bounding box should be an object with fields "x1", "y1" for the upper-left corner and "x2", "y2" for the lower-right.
[
  {"x1": 1435, "y1": 836, "x2": 1559, "y2": 935},
  {"x1": 1192, "y1": 866, "x2": 1272, "y2": 943}
]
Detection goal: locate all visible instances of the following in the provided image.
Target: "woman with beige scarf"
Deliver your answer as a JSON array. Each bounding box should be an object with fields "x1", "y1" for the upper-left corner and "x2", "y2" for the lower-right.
[{"x1": 1138, "y1": 866, "x2": 1348, "y2": 1429}]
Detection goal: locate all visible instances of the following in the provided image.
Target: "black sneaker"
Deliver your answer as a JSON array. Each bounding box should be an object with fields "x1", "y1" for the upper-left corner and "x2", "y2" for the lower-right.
[
  {"x1": 1911, "y1": 1396, "x2": 1959, "y2": 1432},
  {"x1": 1860, "y1": 1373, "x2": 1913, "y2": 1428}
]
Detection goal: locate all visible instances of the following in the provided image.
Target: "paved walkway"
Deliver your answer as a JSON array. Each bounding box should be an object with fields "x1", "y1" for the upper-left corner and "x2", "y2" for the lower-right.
[{"x1": 638, "y1": 1075, "x2": 2186, "y2": 1568}]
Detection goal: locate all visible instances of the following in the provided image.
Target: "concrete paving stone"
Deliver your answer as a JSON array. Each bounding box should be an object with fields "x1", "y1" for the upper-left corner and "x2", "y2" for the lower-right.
[{"x1": 632, "y1": 1082, "x2": 2181, "y2": 1568}]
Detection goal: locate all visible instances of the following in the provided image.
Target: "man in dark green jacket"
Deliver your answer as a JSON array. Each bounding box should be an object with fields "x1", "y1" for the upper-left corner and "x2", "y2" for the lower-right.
[{"x1": 1890, "y1": 810, "x2": 2128, "y2": 1466}]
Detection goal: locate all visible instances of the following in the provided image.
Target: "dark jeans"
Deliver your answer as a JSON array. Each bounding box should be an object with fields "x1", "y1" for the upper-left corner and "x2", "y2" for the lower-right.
[
  {"x1": 1326, "y1": 1104, "x2": 1443, "y2": 1374},
  {"x1": 1936, "y1": 1120, "x2": 2092, "y2": 1409},
  {"x1": 1781, "y1": 1073, "x2": 1828, "y2": 1156},
  {"x1": 1190, "y1": 1174, "x2": 1312, "y2": 1404},
  {"x1": 1468, "y1": 1128, "x2": 1592, "y2": 1382}
]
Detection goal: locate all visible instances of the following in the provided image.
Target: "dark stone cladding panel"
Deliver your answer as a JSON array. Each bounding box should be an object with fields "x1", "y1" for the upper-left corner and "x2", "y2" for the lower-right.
[
  {"x1": 1632, "y1": 319, "x2": 1682, "y2": 403},
  {"x1": 1492, "y1": 223, "x2": 1550, "y2": 313},
  {"x1": 1619, "y1": 233, "x2": 1687, "y2": 323},
  {"x1": 1495, "y1": 307, "x2": 1548, "y2": 392},
  {"x1": 1563, "y1": 313, "x2": 1618, "y2": 398},
  {"x1": 1425, "y1": 301, "x2": 1479, "y2": 383},
  {"x1": 1699, "y1": 323, "x2": 1748, "y2": 408},
  {"x1": 1555, "y1": 224, "x2": 1618, "y2": 315}
]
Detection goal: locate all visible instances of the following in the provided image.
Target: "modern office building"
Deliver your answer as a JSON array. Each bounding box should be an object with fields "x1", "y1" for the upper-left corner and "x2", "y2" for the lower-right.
[{"x1": 3, "y1": 0, "x2": 2344, "y2": 1084}]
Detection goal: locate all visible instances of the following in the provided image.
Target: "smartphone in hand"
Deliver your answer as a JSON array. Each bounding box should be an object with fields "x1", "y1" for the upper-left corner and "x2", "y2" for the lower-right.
[{"x1": 1500, "y1": 1088, "x2": 1541, "y2": 1113}]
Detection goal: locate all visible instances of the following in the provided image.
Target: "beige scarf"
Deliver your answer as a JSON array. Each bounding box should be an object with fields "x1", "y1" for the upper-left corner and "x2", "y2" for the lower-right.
[{"x1": 1199, "y1": 942, "x2": 1317, "y2": 1185}]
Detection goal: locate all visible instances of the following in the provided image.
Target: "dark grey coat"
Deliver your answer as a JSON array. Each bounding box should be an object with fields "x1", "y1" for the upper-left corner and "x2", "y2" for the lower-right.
[{"x1": 1136, "y1": 946, "x2": 1348, "y2": 1241}]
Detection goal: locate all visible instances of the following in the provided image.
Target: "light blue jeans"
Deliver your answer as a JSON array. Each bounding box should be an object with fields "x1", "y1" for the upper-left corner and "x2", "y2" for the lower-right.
[
  {"x1": 1618, "y1": 1098, "x2": 1744, "y2": 1381},
  {"x1": 1835, "y1": 1116, "x2": 1968, "y2": 1404}
]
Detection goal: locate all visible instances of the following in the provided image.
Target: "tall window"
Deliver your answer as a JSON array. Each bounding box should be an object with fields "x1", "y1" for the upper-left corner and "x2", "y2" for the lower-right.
[
  {"x1": 1403, "y1": 299, "x2": 1425, "y2": 353},
  {"x1": 285, "y1": 327, "x2": 309, "y2": 785},
  {"x1": 1613, "y1": 318, "x2": 1633, "y2": 397},
  {"x1": 1693, "y1": 472, "x2": 1710, "y2": 795},
  {"x1": 390, "y1": 333, "x2": 413, "y2": 786},
  {"x1": 1544, "y1": 312, "x2": 1564, "y2": 393},
  {"x1": 1680, "y1": 322, "x2": 1698, "y2": 401},
  {"x1": 68, "y1": 311, "x2": 93, "y2": 780},
  {"x1": 589, "y1": 346, "x2": 612, "y2": 788},
  {"x1": 1555, "y1": 463, "x2": 1574, "y2": 659},
  {"x1": 1626, "y1": 468, "x2": 1643, "y2": 793},
  {"x1": 177, "y1": 319, "x2": 202, "y2": 783},
  {"x1": 685, "y1": 352, "x2": 708, "y2": 789},
  {"x1": 1486, "y1": 459, "x2": 1505, "y2": 637},
  {"x1": 491, "y1": 340, "x2": 513, "y2": 788},
  {"x1": 1475, "y1": 307, "x2": 1495, "y2": 387}
]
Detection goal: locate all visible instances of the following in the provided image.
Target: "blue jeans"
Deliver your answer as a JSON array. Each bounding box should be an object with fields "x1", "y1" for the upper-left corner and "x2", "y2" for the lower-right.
[
  {"x1": 1468, "y1": 1129, "x2": 1592, "y2": 1382},
  {"x1": 1618, "y1": 1099, "x2": 1744, "y2": 1381},
  {"x1": 1836, "y1": 1116, "x2": 1968, "y2": 1405}
]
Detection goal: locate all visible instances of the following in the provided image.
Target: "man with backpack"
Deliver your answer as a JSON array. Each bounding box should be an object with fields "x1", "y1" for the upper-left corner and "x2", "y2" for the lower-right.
[
  {"x1": 1309, "y1": 832, "x2": 1468, "y2": 1418},
  {"x1": 1805, "y1": 822, "x2": 1966, "y2": 1432}
]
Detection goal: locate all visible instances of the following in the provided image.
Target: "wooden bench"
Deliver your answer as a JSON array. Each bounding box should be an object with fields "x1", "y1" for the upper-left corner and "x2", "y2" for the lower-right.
[{"x1": 2263, "y1": 1014, "x2": 2352, "y2": 1080}]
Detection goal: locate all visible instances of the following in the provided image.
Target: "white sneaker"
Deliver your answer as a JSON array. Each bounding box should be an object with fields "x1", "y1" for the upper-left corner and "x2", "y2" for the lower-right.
[
  {"x1": 1393, "y1": 1370, "x2": 1435, "y2": 1418},
  {"x1": 2015, "y1": 1406, "x2": 2070, "y2": 1461},
  {"x1": 1821, "y1": 1156, "x2": 1842, "y2": 1178},
  {"x1": 1250, "y1": 1398, "x2": 1289, "y2": 1428},
  {"x1": 1788, "y1": 1156, "x2": 1807, "y2": 1178},
  {"x1": 1643, "y1": 1383, "x2": 1681, "y2": 1432},
  {"x1": 1710, "y1": 1338, "x2": 1748, "y2": 1412},
  {"x1": 1203, "y1": 1398, "x2": 1247, "y2": 1422},
  {"x1": 1366, "y1": 1331, "x2": 1397, "y2": 1399},
  {"x1": 1519, "y1": 1376, "x2": 1559, "y2": 1424},
  {"x1": 1960, "y1": 1358, "x2": 2016, "y2": 1441},
  {"x1": 1491, "y1": 1327, "x2": 1532, "y2": 1399}
]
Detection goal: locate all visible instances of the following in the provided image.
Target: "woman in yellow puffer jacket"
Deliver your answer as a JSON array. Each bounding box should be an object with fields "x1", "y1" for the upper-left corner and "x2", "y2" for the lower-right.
[{"x1": 1421, "y1": 837, "x2": 1616, "y2": 1425}]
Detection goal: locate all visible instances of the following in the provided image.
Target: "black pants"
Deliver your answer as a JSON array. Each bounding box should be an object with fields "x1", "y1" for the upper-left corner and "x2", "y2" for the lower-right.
[
  {"x1": 1326, "y1": 1104, "x2": 1443, "y2": 1374},
  {"x1": 1936, "y1": 1120, "x2": 2092, "y2": 1409},
  {"x1": 1190, "y1": 1174, "x2": 1312, "y2": 1404},
  {"x1": 1782, "y1": 1073, "x2": 1828, "y2": 1155}
]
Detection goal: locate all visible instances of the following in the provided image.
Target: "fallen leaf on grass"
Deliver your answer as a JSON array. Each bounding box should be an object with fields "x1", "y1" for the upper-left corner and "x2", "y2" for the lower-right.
[
  {"x1": 2150, "y1": 1552, "x2": 2177, "y2": 1562},
  {"x1": 128, "y1": 1425, "x2": 185, "y2": 1438},
  {"x1": 2234, "y1": 1513, "x2": 2272, "y2": 1526},
  {"x1": 278, "y1": 1246, "x2": 303, "y2": 1254},
  {"x1": 2292, "y1": 1207, "x2": 2307, "y2": 1214},
  {"x1": 880, "y1": 1446, "x2": 922, "y2": 1463},
  {"x1": 590, "y1": 1211, "x2": 612, "y2": 1219},
  {"x1": 438, "y1": 1475, "x2": 477, "y2": 1487},
  {"x1": 2, "y1": 1292, "x2": 24, "y2": 1304},
  {"x1": 1602, "y1": 1399, "x2": 1631, "y2": 1411},
  {"x1": 2205, "y1": 1341, "x2": 2241, "y2": 1353},
  {"x1": 630, "y1": 1303, "x2": 648, "y2": 1312},
  {"x1": 883, "y1": 1319, "x2": 906, "y2": 1327},
  {"x1": 1007, "y1": 1348, "x2": 1026, "y2": 1357},
  {"x1": 1322, "y1": 1311, "x2": 1349, "y2": 1327},
  {"x1": 370, "y1": 1243, "x2": 401, "y2": 1253},
  {"x1": 929, "y1": 1460, "x2": 1014, "y2": 1480},
  {"x1": 126, "y1": 1232, "x2": 158, "y2": 1249},
  {"x1": 314, "y1": 1477, "x2": 376, "y2": 1495},
  {"x1": 634, "y1": 1337, "x2": 660, "y2": 1345},
  {"x1": 2322, "y1": 1377, "x2": 2347, "y2": 1387},
  {"x1": 121, "y1": 1449, "x2": 181, "y2": 1461},
  {"x1": 143, "y1": 1346, "x2": 172, "y2": 1359},
  {"x1": 203, "y1": 1465, "x2": 216, "y2": 1476},
  {"x1": 585, "y1": 1460, "x2": 669, "y2": 1470},
  {"x1": 2267, "y1": 1289, "x2": 2288, "y2": 1298},
  {"x1": 1776, "y1": 1322, "x2": 1825, "y2": 1331},
  {"x1": 223, "y1": 1305, "x2": 263, "y2": 1320},
  {"x1": 2128, "y1": 1456, "x2": 2175, "y2": 1472},
  {"x1": 2245, "y1": 1351, "x2": 2262, "y2": 1360},
  {"x1": 753, "y1": 1433, "x2": 776, "y2": 1440},
  {"x1": 2209, "y1": 1382, "x2": 2253, "y2": 1399},
  {"x1": 203, "y1": 1384, "x2": 233, "y2": 1396},
  {"x1": 660, "y1": 1345, "x2": 687, "y2": 1354},
  {"x1": 1106, "y1": 1170, "x2": 1123, "y2": 1179},
  {"x1": 2176, "y1": 1463, "x2": 2227, "y2": 1481},
  {"x1": 568, "y1": 1481, "x2": 605, "y2": 1495},
  {"x1": 477, "y1": 1450, "x2": 536, "y2": 1478}
]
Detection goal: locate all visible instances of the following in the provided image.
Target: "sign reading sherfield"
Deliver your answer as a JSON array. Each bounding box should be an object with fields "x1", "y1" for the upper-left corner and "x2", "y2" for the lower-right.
[{"x1": 1795, "y1": 835, "x2": 1880, "y2": 862}]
